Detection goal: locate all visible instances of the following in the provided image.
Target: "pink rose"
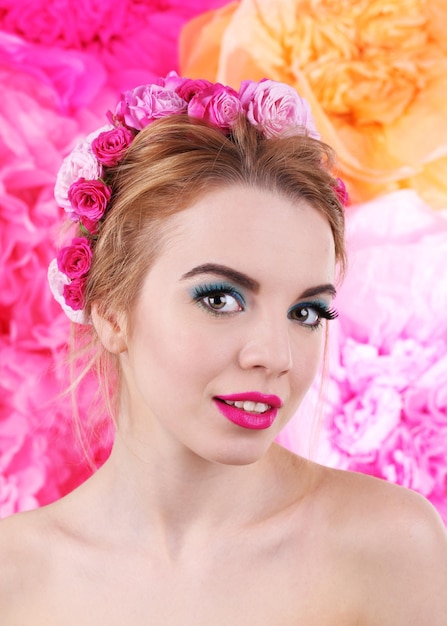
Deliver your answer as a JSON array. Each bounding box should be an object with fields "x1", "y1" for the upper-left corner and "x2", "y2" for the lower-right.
[
  {"x1": 159, "y1": 71, "x2": 185, "y2": 91},
  {"x1": 114, "y1": 84, "x2": 187, "y2": 131},
  {"x1": 160, "y1": 72, "x2": 213, "y2": 97},
  {"x1": 67, "y1": 177, "x2": 112, "y2": 221},
  {"x1": 56, "y1": 237, "x2": 92, "y2": 279},
  {"x1": 47, "y1": 259, "x2": 89, "y2": 324},
  {"x1": 175, "y1": 78, "x2": 213, "y2": 102},
  {"x1": 188, "y1": 84, "x2": 242, "y2": 130},
  {"x1": 239, "y1": 78, "x2": 320, "y2": 139},
  {"x1": 333, "y1": 177, "x2": 349, "y2": 207},
  {"x1": 91, "y1": 126, "x2": 134, "y2": 167},
  {"x1": 63, "y1": 277, "x2": 87, "y2": 311},
  {"x1": 79, "y1": 216, "x2": 99, "y2": 235},
  {"x1": 54, "y1": 139, "x2": 103, "y2": 216}
]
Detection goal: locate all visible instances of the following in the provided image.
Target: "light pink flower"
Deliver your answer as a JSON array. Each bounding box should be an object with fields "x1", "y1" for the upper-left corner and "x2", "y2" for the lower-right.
[
  {"x1": 114, "y1": 84, "x2": 187, "y2": 131},
  {"x1": 329, "y1": 339, "x2": 407, "y2": 456},
  {"x1": 91, "y1": 126, "x2": 134, "y2": 167},
  {"x1": 239, "y1": 78, "x2": 320, "y2": 139},
  {"x1": 54, "y1": 140, "x2": 103, "y2": 216},
  {"x1": 67, "y1": 177, "x2": 111, "y2": 222},
  {"x1": 56, "y1": 237, "x2": 92, "y2": 279},
  {"x1": 188, "y1": 83, "x2": 242, "y2": 130},
  {"x1": 159, "y1": 70, "x2": 186, "y2": 91},
  {"x1": 316, "y1": 191, "x2": 447, "y2": 522},
  {"x1": 47, "y1": 259, "x2": 89, "y2": 324}
]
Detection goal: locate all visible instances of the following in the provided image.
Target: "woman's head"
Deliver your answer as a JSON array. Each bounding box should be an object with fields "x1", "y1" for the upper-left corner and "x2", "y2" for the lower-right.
[{"x1": 48, "y1": 73, "x2": 347, "y2": 422}]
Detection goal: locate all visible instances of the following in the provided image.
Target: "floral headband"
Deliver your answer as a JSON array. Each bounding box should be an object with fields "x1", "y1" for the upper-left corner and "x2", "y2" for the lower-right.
[{"x1": 48, "y1": 72, "x2": 348, "y2": 324}]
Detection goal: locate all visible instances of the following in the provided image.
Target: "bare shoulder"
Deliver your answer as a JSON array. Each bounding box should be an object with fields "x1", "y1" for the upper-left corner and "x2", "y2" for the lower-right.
[
  {"x1": 318, "y1": 465, "x2": 447, "y2": 624},
  {"x1": 0, "y1": 508, "x2": 54, "y2": 610},
  {"x1": 319, "y1": 462, "x2": 446, "y2": 528}
]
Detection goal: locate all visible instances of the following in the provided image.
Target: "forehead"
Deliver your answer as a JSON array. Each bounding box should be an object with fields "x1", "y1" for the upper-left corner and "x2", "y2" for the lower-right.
[{"x1": 155, "y1": 185, "x2": 336, "y2": 287}]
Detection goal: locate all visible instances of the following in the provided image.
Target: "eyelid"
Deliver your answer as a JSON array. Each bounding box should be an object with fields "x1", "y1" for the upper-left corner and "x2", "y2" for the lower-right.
[
  {"x1": 288, "y1": 299, "x2": 339, "y2": 320},
  {"x1": 189, "y1": 282, "x2": 247, "y2": 310}
]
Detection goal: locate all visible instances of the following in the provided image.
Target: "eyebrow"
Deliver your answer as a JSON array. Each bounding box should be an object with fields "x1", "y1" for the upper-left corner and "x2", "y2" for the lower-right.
[
  {"x1": 181, "y1": 263, "x2": 260, "y2": 292},
  {"x1": 181, "y1": 263, "x2": 337, "y2": 299},
  {"x1": 300, "y1": 284, "x2": 337, "y2": 299}
]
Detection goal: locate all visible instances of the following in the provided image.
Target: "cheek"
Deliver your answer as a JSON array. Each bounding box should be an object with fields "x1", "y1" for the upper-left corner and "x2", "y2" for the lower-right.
[
  {"x1": 290, "y1": 331, "x2": 326, "y2": 392},
  {"x1": 131, "y1": 315, "x2": 234, "y2": 393}
]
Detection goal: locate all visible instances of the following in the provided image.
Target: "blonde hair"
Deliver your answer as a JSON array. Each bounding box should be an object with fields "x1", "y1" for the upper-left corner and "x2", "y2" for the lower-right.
[{"x1": 70, "y1": 113, "x2": 346, "y2": 432}]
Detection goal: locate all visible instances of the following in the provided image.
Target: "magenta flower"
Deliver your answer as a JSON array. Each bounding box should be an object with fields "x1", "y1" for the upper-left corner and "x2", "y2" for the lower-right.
[
  {"x1": 47, "y1": 260, "x2": 90, "y2": 324},
  {"x1": 239, "y1": 78, "x2": 320, "y2": 139},
  {"x1": 79, "y1": 216, "x2": 100, "y2": 236},
  {"x1": 63, "y1": 277, "x2": 87, "y2": 311},
  {"x1": 91, "y1": 126, "x2": 134, "y2": 167},
  {"x1": 114, "y1": 84, "x2": 187, "y2": 130},
  {"x1": 57, "y1": 237, "x2": 92, "y2": 279},
  {"x1": 188, "y1": 83, "x2": 242, "y2": 130},
  {"x1": 333, "y1": 177, "x2": 349, "y2": 207},
  {"x1": 175, "y1": 78, "x2": 213, "y2": 102},
  {"x1": 68, "y1": 177, "x2": 112, "y2": 221}
]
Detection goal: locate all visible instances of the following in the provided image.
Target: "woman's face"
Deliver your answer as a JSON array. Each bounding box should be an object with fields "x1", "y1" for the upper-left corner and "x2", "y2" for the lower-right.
[{"x1": 117, "y1": 185, "x2": 336, "y2": 465}]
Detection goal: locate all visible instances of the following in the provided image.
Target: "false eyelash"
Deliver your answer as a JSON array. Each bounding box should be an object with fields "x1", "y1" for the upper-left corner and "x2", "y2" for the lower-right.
[{"x1": 315, "y1": 304, "x2": 338, "y2": 320}]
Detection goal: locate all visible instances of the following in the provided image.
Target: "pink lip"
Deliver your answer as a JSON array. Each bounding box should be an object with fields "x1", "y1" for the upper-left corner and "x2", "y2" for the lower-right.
[{"x1": 213, "y1": 392, "x2": 282, "y2": 431}]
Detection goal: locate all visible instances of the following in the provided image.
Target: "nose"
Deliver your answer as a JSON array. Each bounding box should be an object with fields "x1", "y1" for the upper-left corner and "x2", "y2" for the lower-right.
[{"x1": 238, "y1": 312, "x2": 293, "y2": 376}]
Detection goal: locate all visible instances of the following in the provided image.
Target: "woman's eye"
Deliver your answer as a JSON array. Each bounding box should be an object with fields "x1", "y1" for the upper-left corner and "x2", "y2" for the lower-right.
[
  {"x1": 201, "y1": 292, "x2": 243, "y2": 313},
  {"x1": 290, "y1": 306, "x2": 321, "y2": 326},
  {"x1": 289, "y1": 302, "x2": 338, "y2": 328},
  {"x1": 191, "y1": 283, "x2": 246, "y2": 316}
]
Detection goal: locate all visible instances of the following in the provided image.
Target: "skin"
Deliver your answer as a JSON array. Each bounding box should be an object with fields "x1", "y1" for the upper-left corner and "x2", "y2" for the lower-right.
[{"x1": 1, "y1": 185, "x2": 447, "y2": 625}]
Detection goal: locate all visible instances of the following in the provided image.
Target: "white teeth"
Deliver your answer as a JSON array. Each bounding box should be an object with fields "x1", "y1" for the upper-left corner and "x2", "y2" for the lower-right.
[
  {"x1": 254, "y1": 402, "x2": 269, "y2": 413},
  {"x1": 223, "y1": 400, "x2": 270, "y2": 414}
]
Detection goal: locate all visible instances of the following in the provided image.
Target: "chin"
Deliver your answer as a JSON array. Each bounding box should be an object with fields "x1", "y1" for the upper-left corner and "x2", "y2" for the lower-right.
[{"x1": 203, "y1": 438, "x2": 274, "y2": 467}]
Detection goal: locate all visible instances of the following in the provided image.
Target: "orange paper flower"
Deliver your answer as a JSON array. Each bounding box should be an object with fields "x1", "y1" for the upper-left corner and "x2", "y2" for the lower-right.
[{"x1": 180, "y1": 0, "x2": 447, "y2": 208}]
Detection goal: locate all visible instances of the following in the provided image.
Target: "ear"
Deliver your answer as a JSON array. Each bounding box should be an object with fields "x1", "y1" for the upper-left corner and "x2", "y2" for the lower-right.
[{"x1": 91, "y1": 302, "x2": 128, "y2": 354}]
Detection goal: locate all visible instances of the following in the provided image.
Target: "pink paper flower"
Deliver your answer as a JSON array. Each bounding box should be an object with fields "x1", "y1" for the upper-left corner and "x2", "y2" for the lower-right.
[
  {"x1": 188, "y1": 83, "x2": 242, "y2": 130},
  {"x1": 239, "y1": 78, "x2": 320, "y2": 139},
  {"x1": 114, "y1": 84, "x2": 187, "y2": 131},
  {"x1": 91, "y1": 126, "x2": 135, "y2": 167},
  {"x1": 56, "y1": 237, "x2": 92, "y2": 279},
  {"x1": 67, "y1": 177, "x2": 112, "y2": 222}
]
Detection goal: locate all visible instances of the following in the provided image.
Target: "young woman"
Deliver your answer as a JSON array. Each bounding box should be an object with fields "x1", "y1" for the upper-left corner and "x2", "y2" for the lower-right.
[{"x1": 1, "y1": 74, "x2": 446, "y2": 624}]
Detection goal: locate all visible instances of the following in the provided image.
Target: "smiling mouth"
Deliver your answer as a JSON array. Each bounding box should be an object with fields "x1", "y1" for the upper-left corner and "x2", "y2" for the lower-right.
[
  {"x1": 219, "y1": 399, "x2": 271, "y2": 414},
  {"x1": 213, "y1": 398, "x2": 278, "y2": 430}
]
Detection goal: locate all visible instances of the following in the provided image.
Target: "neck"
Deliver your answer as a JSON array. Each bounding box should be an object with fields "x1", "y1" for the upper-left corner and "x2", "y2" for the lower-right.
[
  {"x1": 63, "y1": 393, "x2": 313, "y2": 564},
  {"x1": 104, "y1": 431, "x2": 274, "y2": 526},
  {"x1": 73, "y1": 432, "x2": 307, "y2": 559}
]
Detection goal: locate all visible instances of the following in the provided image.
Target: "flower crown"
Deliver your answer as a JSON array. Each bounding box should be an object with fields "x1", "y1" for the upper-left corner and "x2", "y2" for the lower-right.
[{"x1": 48, "y1": 72, "x2": 348, "y2": 324}]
